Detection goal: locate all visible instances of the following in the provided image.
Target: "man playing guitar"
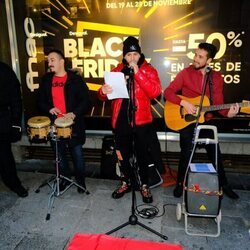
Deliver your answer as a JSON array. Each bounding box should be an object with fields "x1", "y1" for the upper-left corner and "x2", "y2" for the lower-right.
[{"x1": 164, "y1": 42, "x2": 239, "y2": 199}]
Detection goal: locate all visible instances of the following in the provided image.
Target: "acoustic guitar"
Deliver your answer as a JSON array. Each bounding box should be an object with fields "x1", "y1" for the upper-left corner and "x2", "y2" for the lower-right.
[{"x1": 164, "y1": 95, "x2": 250, "y2": 131}]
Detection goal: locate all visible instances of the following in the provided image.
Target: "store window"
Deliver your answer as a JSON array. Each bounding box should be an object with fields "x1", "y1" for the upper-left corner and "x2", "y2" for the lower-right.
[
  {"x1": 0, "y1": 0, "x2": 11, "y2": 65},
  {"x1": 7, "y1": 0, "x2": 250, "y2": 133}
]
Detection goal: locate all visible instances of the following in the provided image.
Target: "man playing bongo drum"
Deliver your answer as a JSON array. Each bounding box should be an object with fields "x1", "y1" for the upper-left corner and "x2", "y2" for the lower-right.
[{"x1": 38, "y1": 50, "x2": 90, "y2": 193}]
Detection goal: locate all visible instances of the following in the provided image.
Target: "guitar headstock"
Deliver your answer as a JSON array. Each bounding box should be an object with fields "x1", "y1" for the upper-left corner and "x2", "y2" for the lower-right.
[{"x1": 240, "y1": 100, "x2": 250, "y2": 114}]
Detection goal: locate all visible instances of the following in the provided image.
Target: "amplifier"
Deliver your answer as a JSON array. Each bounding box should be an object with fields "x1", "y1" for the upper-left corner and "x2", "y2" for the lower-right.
[{"x1": 185, "y1": 171, "x2": 221, "y2": 216}]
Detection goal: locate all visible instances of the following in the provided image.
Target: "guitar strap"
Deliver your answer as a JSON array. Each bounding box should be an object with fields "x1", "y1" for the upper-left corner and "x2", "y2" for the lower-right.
[{"x1": 208, "y1": 72, "x2": 213, "y2": 105}]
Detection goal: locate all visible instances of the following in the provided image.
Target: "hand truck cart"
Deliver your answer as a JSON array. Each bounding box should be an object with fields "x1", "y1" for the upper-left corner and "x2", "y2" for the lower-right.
[{"x1": 176, "y1": 125, "x2": 222, "y2": 237}]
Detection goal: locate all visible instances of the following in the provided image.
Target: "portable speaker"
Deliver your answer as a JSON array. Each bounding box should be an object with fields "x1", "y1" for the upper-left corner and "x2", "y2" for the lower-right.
[{"x1": 185, "y1": 172, "x2": 221, "y2": 216}]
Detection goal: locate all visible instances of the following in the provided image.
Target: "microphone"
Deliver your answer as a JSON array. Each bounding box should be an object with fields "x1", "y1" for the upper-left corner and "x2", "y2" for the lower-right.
[
  {"x1": 205, "y1": 65, "x2": 212, "y2": 73},
  {"x1": 122, "y1": 65, "x2": 134, "y2": 76},
  {"x1": 129, "y1": 67, "x2": 134, "y2": 75}
]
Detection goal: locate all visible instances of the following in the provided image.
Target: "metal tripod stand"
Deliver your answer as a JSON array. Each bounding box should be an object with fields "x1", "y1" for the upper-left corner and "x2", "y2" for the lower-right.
[
  {"x1": 35, "y1": 129, "x2": 89, "y2": 220},
  {"x1": 106, "y1": 68, "x2": 168, "y2": 240},
  {"x1": 106, "y1": 155, "x2": 168, "y2": 240}
]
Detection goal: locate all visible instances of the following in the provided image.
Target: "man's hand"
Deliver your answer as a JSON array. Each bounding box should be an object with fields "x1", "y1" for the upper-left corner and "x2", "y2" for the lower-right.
[
  {"x1": 49, "y1": 107, "x2": 61, "y2": 116},
  {"x1": 129, "y1": 61, "x2": 139, "y2": 74},
  {"x1": 180, "y1": 100, "x2": 197, "y2": 115},
  {"x1": 101, "y1": 84, "x2": 113, "y2": 95},
  {"x1": 63, "y1": 112, "x2": 76, "y2": 120},
  {"x1": 227, "y1": 103, "x2": 239, "y2": 118}
]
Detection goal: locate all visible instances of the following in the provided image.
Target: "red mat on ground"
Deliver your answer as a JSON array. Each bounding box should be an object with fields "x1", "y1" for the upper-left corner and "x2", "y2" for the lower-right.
[
  {"x1": 67, "y1": 234, "x2": 183, "y2": 250},
  {"x1": 161, "y1": 166, "x2": 177, "y2": 187}
]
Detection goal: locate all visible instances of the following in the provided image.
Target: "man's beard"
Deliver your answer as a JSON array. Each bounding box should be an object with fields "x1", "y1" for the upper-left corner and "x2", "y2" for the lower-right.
[
  {"x1": 193, "y1": 62, "x2": 206, "y2": 71},
  {"x1": 49, "y1": 67, "x2": 55, "y2": 72}
]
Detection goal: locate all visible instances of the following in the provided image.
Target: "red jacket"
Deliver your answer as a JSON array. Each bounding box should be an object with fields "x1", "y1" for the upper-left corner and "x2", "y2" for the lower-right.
[{"x1": 98, "y1": 61, "x2": 162, "y2": 128}]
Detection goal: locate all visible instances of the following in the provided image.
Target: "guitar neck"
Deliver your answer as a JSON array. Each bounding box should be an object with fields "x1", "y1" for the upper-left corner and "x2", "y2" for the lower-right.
[{"x1": 203, "y1": 101, "x2": 249, "y2": 112}]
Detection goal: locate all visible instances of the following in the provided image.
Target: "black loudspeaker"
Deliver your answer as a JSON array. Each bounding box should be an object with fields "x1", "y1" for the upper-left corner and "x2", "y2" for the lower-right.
[
  {"x1": 185, "y1": 172, "x2": 221, "y2": 216},
  {"x1": 100, "y1": 136, "x2": 118, "y2": 180},
  {"x1": 100, "y1": 136, "x2": 164, "y2": 187}
]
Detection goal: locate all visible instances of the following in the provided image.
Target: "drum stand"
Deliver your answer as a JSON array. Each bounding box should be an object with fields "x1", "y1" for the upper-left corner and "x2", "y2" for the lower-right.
[{"x1": 35, "y1": 129, "x2": 89, "y2": 220}]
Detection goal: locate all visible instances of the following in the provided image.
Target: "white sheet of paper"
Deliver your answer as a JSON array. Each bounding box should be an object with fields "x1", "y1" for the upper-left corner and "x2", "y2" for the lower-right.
[{"x1": 104, "y1": 71, "x2": 129, "y2": 100}]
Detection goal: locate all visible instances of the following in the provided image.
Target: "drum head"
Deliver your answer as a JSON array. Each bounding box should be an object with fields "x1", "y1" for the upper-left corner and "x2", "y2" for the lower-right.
[
  {"x1": 54, "y1": 117, "x2": 73, "y2": 127},
  {"x1": 27, "y1": 116, "x2": 51, "y2": 128}
]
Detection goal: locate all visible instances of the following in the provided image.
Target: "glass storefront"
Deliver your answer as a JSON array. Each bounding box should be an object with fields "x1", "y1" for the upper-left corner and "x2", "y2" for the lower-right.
[
  {"x1": 1, "y1": 0, "x2": 250, "y2": 133},
  {"x1": 0, "y1": 0, "x2": 11, "y2": 65}
]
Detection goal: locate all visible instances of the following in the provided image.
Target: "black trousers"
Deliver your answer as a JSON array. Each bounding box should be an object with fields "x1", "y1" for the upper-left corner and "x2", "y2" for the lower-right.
[
  {"x1": 114, "y1": 123, "x2": 159, "y2": 186},
  {"x1": 0, "y1": 142, "x2": 22, "y2": 190},
  {"x1": 177, "y1": 123, "x2": 228, "y2": 187}
]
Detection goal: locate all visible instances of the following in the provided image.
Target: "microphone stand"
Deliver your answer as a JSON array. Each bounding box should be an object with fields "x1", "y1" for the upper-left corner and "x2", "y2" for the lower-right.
[
  {"x1": 106, "y1": 67, "x2": 168, "y2": 240},
  {"x1": 194, "y1": 67, "x2": 211, "y2": 127},
  {"x1": 184, "y1": 66, "x2": 212, "y2": 179}
]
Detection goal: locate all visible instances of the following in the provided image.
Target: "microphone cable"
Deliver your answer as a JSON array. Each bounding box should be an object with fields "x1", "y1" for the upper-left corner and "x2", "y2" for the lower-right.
[
  {"x1": 136, "y1": 204, "x2": 159, "y2": 219},
  {"x1": 136, "y1": 203, "x2": 177, "y2": 219}
]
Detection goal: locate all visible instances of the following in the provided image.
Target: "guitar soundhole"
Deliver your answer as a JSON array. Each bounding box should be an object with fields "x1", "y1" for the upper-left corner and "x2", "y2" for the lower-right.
[{"x1": 185, "y1": 114, "x2": 196, "y2": 122}]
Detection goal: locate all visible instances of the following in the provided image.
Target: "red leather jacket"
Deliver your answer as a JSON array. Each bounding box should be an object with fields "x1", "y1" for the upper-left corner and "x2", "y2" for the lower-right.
[{"x1": 98, "y1": 61, "x2": 162, "y2": 129}]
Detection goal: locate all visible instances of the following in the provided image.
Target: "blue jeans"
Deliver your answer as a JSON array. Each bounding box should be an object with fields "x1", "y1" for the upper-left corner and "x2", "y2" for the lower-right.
[{"x1": 51, "y1": 140, "x2": 86, "y2": 185}]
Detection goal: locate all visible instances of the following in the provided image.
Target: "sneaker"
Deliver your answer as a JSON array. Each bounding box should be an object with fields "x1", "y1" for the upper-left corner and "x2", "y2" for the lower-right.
[
  {"x1": 173, "y1": 183, "x2": 183, "y2": 198},
  {"x1": 112, "y1": 181, "x2": 131, "y2": 199},
  {"x1": 222, "y1": 185, "x2": 239, "y2": 199},
  {"x1": 11, "y1": 185, "x2": 28, "y2": 198},
  {"x1": 141, "y1": 184, "x2": 153, "y2": 203}
]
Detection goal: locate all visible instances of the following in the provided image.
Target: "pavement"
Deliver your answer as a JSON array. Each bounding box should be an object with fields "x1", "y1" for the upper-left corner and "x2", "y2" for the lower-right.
[{"x1": 0, "y1": 160, "x2": 250, "y2": 250}]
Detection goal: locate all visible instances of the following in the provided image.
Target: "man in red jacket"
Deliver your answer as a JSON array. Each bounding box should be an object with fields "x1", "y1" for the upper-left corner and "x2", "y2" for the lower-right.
[
  {"x1": 97, "y1": 36, "x2": 162, "y2": 203},
  {"x1": 164, "y1": 42, "x2": 239, "y2": 199}
]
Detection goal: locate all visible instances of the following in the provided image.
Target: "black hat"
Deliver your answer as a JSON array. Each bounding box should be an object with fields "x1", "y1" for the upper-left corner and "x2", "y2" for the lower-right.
[{"x1": 123, "y1": 36, "x2": 141, "y2": 56}]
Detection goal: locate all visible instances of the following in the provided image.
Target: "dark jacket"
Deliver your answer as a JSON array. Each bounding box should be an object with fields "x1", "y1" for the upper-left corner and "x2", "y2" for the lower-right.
[
  {"x1": 0, "y1": 62, "x2": 22, "y2": 142},
  {"x1": 38, "y1": 70, "x2": 90, "y2": 145},
  {"x1": 97, "y1": 61, "x2": 162, "y2": 129}
]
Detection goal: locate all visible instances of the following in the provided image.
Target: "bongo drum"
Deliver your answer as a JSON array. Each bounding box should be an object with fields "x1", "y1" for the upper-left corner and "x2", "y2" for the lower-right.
[
  {"x1": 27, "y1": 116, "x2": 51, "y2": 140},
  {"x1": 54, "y1": 117, "x2": 73, "y2": 138}
]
